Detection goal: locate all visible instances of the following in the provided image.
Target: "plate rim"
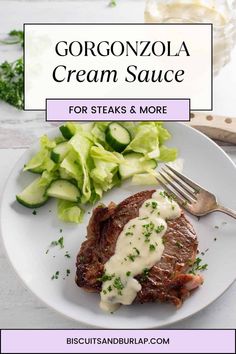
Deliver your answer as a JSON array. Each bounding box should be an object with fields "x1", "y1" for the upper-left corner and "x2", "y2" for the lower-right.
[{"x1": 1, "y1": 122, "x2": 236, "y2": 329}]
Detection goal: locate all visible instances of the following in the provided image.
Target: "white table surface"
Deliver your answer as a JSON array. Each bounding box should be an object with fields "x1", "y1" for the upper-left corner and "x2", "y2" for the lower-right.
[{"x1": 0, "y1": 0, "x2": 236, "y2": 329}]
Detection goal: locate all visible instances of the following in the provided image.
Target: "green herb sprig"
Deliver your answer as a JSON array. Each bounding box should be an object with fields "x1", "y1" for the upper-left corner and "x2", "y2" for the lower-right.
[
  {"x1": 0, "y1": 30, "x2": 24, "y2": 109},
  {"x1": 0, "y1": 30, "x2": 24, "y2": 46},
  {"x1": 0, "y1": 58, "x2": 23, "y2": 109},
  {"x1": 189, "y1": 257, "x2": 208, "y2": 275},
  {"x1": 109, "y1": 0, "x2": 117, "y2": 7}
]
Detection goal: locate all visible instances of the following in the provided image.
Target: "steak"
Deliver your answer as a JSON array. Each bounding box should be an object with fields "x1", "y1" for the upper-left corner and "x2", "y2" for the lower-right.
[{"x1": 76, "y1": 190, "x2": 203, "y2": 308}]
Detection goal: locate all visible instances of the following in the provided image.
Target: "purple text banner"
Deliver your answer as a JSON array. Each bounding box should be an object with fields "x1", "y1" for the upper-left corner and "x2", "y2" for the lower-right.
[
  {"x1": 46, "y1": 99, "x2": 190, "y2": 122},
  {"x1": 1, "y1": 329, "x2": 235, "y2": 353}
]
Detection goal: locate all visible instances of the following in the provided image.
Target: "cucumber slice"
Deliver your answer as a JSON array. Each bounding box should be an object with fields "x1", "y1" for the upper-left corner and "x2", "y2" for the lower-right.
[
  {"x1": 16, "y1": 177, "x2": 49, "y2": 208},
  {"x1": 119, "y1": 153, "x2": 157, "y2": 179},
  {"x1": 59, "y1": 123, "x2": 77, "y2": 140},
  {"x1": 105, "y1": 123, "x2": 131, "y2": 152},
  {"x1": 51, "y1": 142, "x2": 69, "y2": 163},
  {"x1": 46, "y1": 179, "x2": 80, "y2": 202}
]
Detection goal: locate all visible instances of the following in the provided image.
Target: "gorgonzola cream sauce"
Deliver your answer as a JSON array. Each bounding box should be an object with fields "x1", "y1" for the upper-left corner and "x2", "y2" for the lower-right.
[{"x1": 100, "y1": 190, "x2": 181, "y2": 312}]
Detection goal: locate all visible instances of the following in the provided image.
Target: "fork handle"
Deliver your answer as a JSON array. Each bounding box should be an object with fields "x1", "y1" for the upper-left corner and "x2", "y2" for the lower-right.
[{"x1": 216, "y1": 205, "x2": 236, "y2": 219}]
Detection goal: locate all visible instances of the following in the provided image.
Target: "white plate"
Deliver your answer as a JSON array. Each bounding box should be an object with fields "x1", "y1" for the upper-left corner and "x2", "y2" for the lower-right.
[{"x1": 1, "y1": 123, "x2": 236, "y2": 329}]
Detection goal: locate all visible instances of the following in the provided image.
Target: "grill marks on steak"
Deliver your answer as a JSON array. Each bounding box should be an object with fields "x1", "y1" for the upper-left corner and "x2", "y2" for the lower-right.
[
  {"x1": 76, "y1": 190, "x2": 202, "y2": 307},
  {"x1": 135, "y1": 213, "x2": 200, "y2": 307}
]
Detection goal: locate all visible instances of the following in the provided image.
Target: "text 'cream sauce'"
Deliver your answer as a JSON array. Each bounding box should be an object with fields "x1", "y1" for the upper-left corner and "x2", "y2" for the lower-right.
[{"x1": 100, "y1": 190, "x2": 181, "y2": 312}]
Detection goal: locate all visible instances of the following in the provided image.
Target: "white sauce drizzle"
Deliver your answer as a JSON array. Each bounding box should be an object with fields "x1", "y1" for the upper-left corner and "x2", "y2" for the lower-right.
[{"x1": 100, "y1": 190, "x2": 181, "y2": 312}]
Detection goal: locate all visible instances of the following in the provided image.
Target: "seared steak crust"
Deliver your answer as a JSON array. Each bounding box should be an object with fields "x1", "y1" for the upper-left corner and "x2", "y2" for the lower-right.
[{"x1": 76, "y1": 190, "x2": 201, "y2": 306}]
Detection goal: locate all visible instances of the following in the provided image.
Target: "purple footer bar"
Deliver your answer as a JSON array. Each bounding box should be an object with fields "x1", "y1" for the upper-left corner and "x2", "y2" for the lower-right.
[
  {"x1": 1, "y1": 329, "x2": 235, "y2": 353},
  {"x1": 46, "y1": 99, "x2": 190, "y2": 122}
]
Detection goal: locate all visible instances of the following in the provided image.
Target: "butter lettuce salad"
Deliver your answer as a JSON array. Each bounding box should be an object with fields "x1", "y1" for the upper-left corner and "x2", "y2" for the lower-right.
[{"x1": 16, "y1": 122, "x2": 177, "y2": 223}]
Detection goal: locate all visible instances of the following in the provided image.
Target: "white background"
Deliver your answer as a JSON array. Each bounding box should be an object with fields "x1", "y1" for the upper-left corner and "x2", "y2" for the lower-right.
[{"x1": 0, "y1": 0, "x2": 235, "y2": 329}]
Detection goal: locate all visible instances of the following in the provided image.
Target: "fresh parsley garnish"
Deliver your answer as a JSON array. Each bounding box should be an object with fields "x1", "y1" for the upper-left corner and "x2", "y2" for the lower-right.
[
  {"x1": 109, "y1": 0, "x2": 117, "y2": 7},
  {"x1": 51, "y1": 271, "x2": 59, "y2": 280},
  {"x1": 0, "y1": 30, "x2": 24, "y2": 109},
  {"x1": 189, "y1": 257, "x2": 208, "y2": 275},
  {"x1": 127, "y1": 254, "x2": 136, "y2": 262},
  {"x1": 107, "y1": 285, "x2": 112, "y2": 292},
  {"x1": 113, "y1": 277, "x2": 124, "y2": 295},
  {"x1": 140, "y1": 268, "x2": 150, "y2": 281},
  {"x1": 159, "y1": 191, "x2": 173, "y2": 201},
  {"x1": 155, "y1": 224, "x2": 165, "y2": 233},
  {"x1": 97, "y1": 273, "x2": 114, "y2": 282},
  {"x1": 133, "y1": 247, "x2": 140, "y2": 255},
  {"x1": 50, "y1": 236, "x2": 64, "y2": 249},
  {"x1": 149, "y1": 244, "x2": 156, "y2": 252},
  {"x1": 151, "y1": 201, "x2": 158, "y2": 209},
  {"x1": 127, "y1": 247, "x2": 140, "y2": 262},
  {"x1": 0, "y1": 58, "x2": 23, "y2": 109},
  {"x1": 64, "y1": 251, "x2": 71, "y2": 258},
  {"x1": 125, "y1": 231, "x2": 133, "y2": 236},
  {"x1": 0, "y1": 30, "x2": 24, "y2": 46},
  {"x1": 142, "y1": 221, "x2": 155, "y2": 242}
]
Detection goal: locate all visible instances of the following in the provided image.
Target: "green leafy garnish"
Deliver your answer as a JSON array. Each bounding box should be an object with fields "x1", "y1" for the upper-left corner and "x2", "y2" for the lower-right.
[
  {"x1": 127, "y1": 247, "x2": 140, "y2": 262},
  {"x1": 107, "y1": 285, "x2": 112, "y2": 292},
  {"x1": 109, "y1": 0, "x2": 117, "y2": 7},
  {"x1": 113, "y1": 277, "x2": 124, "y2": 295},
  {"x1": 149, "y1": 244, "x2": 156, "y2": 252},
  {"x1": 142, "y1": 221, "x2": 155, "y2": 242},
  {"x1": 0, "y1": 58, "x2": 23, "y2": 109},
  {"x1": 155, "y1": 224, "x2": 165, "y2": 233},
  {"x1": 97, "y1": 273, "x2": 114, "y2": 282},
  {"x1": 51, "y1": 271, "x2": 59, "y2": 280},
  {"x1": 140, "y1": 268, "x2": 150, "y2": 281},
  {"x1": 125, "y1": 232, "x2": 133, "y2": 236},
  {"x1": 0, "y1": 30, "x2": 24, "y2": 109},
  {"x1": 0, "y1": 30, "x2": 23, "y2": 46},
  {"x1": 50, "y1": 236, "x2": 64, "y2": 249},
  {"x1": 189, "y1": 257, "x2": 208, "y2": 275}
]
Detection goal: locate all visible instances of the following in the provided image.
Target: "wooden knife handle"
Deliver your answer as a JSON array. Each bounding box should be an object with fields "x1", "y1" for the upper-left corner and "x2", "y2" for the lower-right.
[{"x1": 186, "y1": 112, "x2": 236, "y2": 144}]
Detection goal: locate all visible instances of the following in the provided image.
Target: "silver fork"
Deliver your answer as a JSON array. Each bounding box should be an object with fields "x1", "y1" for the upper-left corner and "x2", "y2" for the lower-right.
[{"x1": 155, "y1": 164, "x2": 236, "y2": 219}]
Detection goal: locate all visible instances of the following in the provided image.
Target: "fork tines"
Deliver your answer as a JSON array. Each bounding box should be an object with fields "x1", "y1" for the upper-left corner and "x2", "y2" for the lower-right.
[{"x1": 155, "y1": 164, "x2": 201, "y2": 207}]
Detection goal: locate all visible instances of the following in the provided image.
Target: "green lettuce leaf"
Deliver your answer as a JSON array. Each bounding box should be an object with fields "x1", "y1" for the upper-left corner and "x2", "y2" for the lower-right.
[
  {"x1": 89, "y1": 182, "x2": 103, "y2": 204},
  {"x1": 90, "y1": 143, "x2": 124, "y2": 163},
  {"x1": 24, "y1": 135, "x2": 56, "y2": 173},
  {"x1": 38, "y1": 170, "x2": 59, "y2": 187},
  {"x1": 90, "y1": 158, "x2": 120, "y2": 192},
  {"x1": 57, "y1": 199, "x2": 84, "y2": 223},
  {"x1": 124, "y1": 122, "x2": 160, "y2": 158},
  {"x1": 158, "y1": 145, "x2": 178, "y2": 162},
  {"x1": 155, "y1": 122, "x2": 171, "y2": 145},
  {"x1": 131, "y1": 173, "x2": 159, "y2": 186},
  {"x1": 60, "y1": 151, "x2": 84, "y2": 194},
  {"x1": 91, "y1": 122, "x2": 110, "y2": 149},
  {"x1": 69, "y1": 132, "x2": 93, "y2": 203}
]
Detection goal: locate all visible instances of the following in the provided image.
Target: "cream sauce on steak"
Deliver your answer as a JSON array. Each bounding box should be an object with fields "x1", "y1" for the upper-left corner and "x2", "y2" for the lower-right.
[{"x1": 100, "y1": 190, "x2": 181, "y2": 312}]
